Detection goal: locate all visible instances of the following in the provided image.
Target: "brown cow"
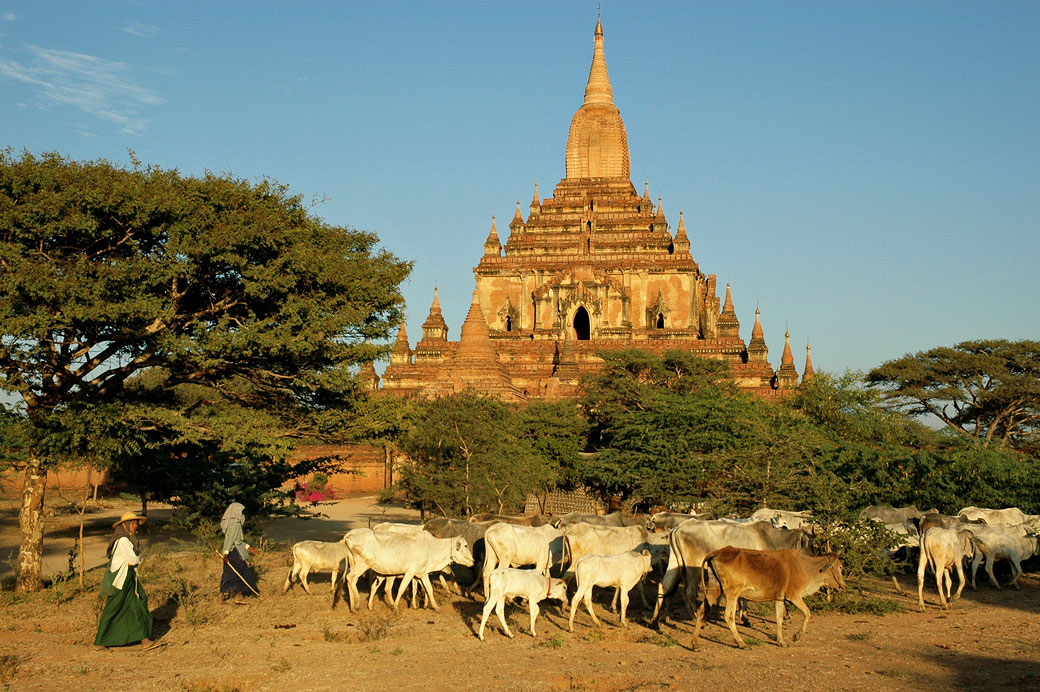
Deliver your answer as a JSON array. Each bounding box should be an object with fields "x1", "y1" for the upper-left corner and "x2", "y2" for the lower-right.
[{"x1": 691, "y1": 547, "x2": 845, "y2": 649}]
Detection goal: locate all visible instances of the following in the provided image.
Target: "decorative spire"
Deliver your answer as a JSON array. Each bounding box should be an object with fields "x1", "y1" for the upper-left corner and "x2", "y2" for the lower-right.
[
  {"x1": 803, "y1": 341, "x2": 815, "y2": 383},
  {"x1": 777, "y1": 328, "x2": 799, "y2": 388},
  {"x1": 511, "y1": 199, "x2": 524, "y2": 225},
  {"x1": 655, "y1": 197, "x2": 664, "y2": 220},
  {"x1": 751, "y1": 306, "x2": 764, "y2": 340},
  {"x1": 781, "y1": 330, "x2": 794, "y2": 366},
  {"x1": 717, "y1": 282, "x2": 740, "y2": 338},
  {"x1": 390, "y1": 320, "x2": 412, "y2": 365},
  {"x1": 532, "y1": 183, "x2": 540, "y2": 206},
  {"x1": 583, "y1": 14, "x2": 614, "y2": 106},
  {"x1": 421, "y1": 287, "x2": 449, "y2": 341},
  {"x1": 484, "y1": 215, "x2": 501, "y2": 257},
  {"x1": 747, "y1": 306, "x2": 768, "y2": 363}
]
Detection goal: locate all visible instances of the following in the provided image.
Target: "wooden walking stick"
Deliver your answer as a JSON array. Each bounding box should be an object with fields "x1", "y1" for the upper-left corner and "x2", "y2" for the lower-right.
[{"x1": 216, "y1": 550, "x2": 261, "y2": 598}]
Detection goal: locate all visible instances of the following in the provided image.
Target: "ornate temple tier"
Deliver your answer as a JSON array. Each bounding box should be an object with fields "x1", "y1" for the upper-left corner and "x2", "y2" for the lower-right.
[{"x1": 381, "y1": 17, "x2": 800, "y2": 400}]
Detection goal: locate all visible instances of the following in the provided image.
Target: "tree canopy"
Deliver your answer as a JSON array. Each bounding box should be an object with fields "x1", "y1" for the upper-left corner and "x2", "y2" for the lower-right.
[
  {"x1": 0, "y1": 151, "x2": 411, "y2": 591},
  {"x1": 866, "y1": 339, "x2": 1040, "y2": 450}
]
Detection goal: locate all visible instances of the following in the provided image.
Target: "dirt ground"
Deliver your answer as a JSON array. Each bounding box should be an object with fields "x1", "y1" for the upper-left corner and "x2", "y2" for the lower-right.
[{"x1": 1, "y1": 495, "x2": 1039, "y2": 692}]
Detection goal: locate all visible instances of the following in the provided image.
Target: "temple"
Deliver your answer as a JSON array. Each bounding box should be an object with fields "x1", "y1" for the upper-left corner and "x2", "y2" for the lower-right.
[{"x1": 380, "y1": 18, "x2": 808, "y2": 400}]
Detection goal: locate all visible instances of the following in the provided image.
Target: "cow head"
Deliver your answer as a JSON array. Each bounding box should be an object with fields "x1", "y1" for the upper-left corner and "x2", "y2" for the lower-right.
[
  {"x1": 450, "y1": 536, "x2": 475, "y2": 567},
  {"x1": 546, "y1": 576, "x2": 568, "y2": 607},
  {"x1": 818, "y1": 554, "x2": 846, "y2": 591}
]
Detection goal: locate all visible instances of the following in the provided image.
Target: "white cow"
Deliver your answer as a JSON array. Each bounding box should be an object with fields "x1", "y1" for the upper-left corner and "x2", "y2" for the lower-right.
[
  {"x1": 562, "y1": 523, "x2": 653, "y2": 609},
  {"x1": 750, "y1": 508, "x2": 816, "y2": 532},
  {"x1": 343, "y1": 529, "x2": 473, "y2": 612},
  {"x1": 647, "y1": 511, "x2": 714, "y2": 532},
  {"x1": 477, "y1": 568, "x2": 568, "y2": 641},
  {"x1": 569, "y1": 550, "x2": 654, "y2": 632},
  {"x1": 481, "y1": 523, "x2": 564, "y2": 598},
  {"x1": 957, "y1": 506, "x2": 1033, "y2": 526},
  {"x1": 968, "y1": 527, "x2": 1040, "y2": 590},
  {"x1": 916, "y1": 527, "x2": 976, "y2": 611},
  {"x1": 284, "y1": 540, "x2": 349, "y2": 594}
]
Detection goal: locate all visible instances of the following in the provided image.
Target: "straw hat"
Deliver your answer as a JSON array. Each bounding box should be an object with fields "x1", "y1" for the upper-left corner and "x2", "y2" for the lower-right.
[{"x1": 112, "y1": 511, "x2": 148, "y2": 528}]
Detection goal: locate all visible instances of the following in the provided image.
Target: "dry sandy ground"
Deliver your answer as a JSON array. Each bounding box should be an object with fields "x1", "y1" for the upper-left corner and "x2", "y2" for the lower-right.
[{"x1": 1, "y1": 496, "x2": 1039, "y2": 692}]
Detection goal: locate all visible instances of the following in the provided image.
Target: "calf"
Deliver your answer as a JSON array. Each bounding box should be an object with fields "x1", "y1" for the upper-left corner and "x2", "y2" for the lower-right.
[
  {"x1": 968, "y1": 527, "x2": 1040, "y2": 590},
  {"x1": 477, "y1": 567, "x2": 568, "y2": 641},
  {"x1": 691, "y1": 547, "x2": 844, "y2": 649},
  {"x1": 482, "y1": 523, "x2": 564, "y2": 598},
  {"x1": 568, "y1": 550, "x2": 654, "y2": 631},
  {"x1": 916, "y1": 527, "x2": 976, "y2": 611},
  {"x1": 284, "y1": 540, "x2": 348, "y2": 594}
]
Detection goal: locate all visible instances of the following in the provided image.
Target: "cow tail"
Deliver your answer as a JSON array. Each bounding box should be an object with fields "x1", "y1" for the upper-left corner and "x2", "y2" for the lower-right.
[
  {"x1": 660, "y1": 526, "x2": 685, "y2": 599},
  {"x1": 562, "y1": 535, "x2": 572, "y2": 571},
  {"x1": 701, "y1": 549, "x2": 723, "y2": 610}
]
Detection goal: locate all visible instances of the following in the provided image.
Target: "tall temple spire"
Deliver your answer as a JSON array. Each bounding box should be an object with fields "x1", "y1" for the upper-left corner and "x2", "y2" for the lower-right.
[
  {"x1": 583, "y1": 15, "x2": 614, "y2": 105},
  {"x1": 565, "y1": 17, "x2": 630, "y2": 179},
  {"x1": 421, "y1": 287, "x2": 449, "y2": 341}
]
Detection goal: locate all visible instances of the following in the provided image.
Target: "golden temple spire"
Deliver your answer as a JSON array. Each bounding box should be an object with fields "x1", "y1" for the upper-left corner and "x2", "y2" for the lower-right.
[
  {"x1": 751, "y1": 306, "x2": 764, "y2": 340},
  {"x1": 584, "y1": 14, "x2": 614, "y2": 105}
]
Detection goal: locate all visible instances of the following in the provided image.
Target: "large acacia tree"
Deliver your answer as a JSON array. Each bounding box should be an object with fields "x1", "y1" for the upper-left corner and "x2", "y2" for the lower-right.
[
  {"x1": 866, "y1": 339, "x2": 1040, "y2": 450},
  {"x1": 0, "y1": 151, "x2": 410, "y2": 591}
]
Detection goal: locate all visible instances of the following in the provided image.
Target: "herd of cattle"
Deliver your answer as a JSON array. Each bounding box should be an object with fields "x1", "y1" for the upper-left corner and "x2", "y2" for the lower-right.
[{"x1": 281, "y1": 505, "x2": 1040, "y2": 649}]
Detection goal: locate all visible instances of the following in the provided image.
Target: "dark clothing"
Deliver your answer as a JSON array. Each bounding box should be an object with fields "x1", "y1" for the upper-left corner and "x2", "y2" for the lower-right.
[
  {"x1": 94, "y1": 563, "x2": 152, "y2": 647},
  {"x1": 220, "y1": 549, "x2": 259, "y2": 597}
]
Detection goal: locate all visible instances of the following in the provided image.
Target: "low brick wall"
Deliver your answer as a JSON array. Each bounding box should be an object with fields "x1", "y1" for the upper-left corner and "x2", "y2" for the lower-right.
[{"x1": 291, "y1": 444, "x2": 389, "y2": 494}]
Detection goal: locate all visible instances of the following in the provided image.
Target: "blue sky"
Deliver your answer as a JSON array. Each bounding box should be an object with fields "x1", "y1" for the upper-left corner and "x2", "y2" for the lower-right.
[{"x1": 2, "y1": 1, "x2": 1037, "y2": 377}]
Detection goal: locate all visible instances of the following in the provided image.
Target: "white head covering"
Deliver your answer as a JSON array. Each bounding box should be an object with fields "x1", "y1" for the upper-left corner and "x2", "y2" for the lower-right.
[{"x1": 220, "y1": 502, "x2": 245, "y2": 533}]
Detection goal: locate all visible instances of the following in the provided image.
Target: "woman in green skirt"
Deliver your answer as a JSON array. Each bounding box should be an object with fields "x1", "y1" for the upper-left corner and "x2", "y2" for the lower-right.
[{"x1": 94, "y1": 512, "x2": 156, "y2": 650}]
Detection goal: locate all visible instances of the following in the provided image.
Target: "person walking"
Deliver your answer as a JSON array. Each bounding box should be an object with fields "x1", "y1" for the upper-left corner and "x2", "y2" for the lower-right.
[
  {"x1": 94, "y1": 512, "x2": 156, "y2": 650},
  {"x1": 219, "y1": 502, "x2": 260, "y2": 601}
]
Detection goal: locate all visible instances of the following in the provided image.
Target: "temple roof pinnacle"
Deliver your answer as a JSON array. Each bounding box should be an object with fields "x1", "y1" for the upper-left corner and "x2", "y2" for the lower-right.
[
  {"x1": 722, "y1": 283, "x2": 735, "y2": 315},
  {"x1": 751, "y1": 306, "x2": 764, "y2": 340},
  {"x1": 584, "y1": 15, "x2": 614, "y2": 106},
  {"x1": 675, "y1": 211, "x2": 688, "y2": 240},
  {"x1": 655, "y1": 197, "x2": 664, "y2": 220},
  {"x1": 803, "y1": 341, "x2": 815, "y2": 382},
  {"x1": 512, "y1": 200, "x2": 523, "y2": 224},
  {"x1": 781, "y1": 329, "x2": 795, "y2": 366}
]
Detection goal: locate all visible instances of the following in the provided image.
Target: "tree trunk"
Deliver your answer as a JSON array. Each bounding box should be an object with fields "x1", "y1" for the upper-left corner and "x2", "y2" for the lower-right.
[
  {"x1": 78, "y1": 468, "x2": 91, "y2": 587},
  {"x1": 16, "y1": 456, "x2": 47, "y2": 593}
]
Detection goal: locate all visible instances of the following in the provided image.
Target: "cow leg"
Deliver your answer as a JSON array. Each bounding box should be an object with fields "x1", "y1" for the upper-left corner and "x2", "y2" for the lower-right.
[
  {"x1": 345, "y1": 566, "x2": 366, "y2": 611},
  {"x1": 619, "y1": 586, "x2": 631, "y2": 628},
  {"x1": 482, "y1": 553, "x2": 499, "y2": 601},
  {"x1": 283, "y1": 565, "x2": 297, "y2": 593},
  {"x1": 299, "y1": 566, "x2": 312, "y2": 595},
  {"x1": 529, "y1": 600, "x2": 540, "y2": 637},
  {"x1": 1010, "y1": 559, "x2": 1024, "y2": 590},
  {"x1": 418, "y1": 574, "x2": 440, "y2": 611},
  {"x1": 984, "y1": 556, "x2": 1002, "y2": 590},
  {"x1": 496, "y1": 598, "x2": 514, "y2": 638},
  {"x1": 774, "y1": 600, "x2": 787, "y2": 647},
  {"x1": 935, "y1": 567, "x2": 948, "y2": 608},
  {"x1": 890, "y1": 574, "x2": 905, "y2": 596},
  {"x1": 690, "y1": 595, "x2": 708, "y2": 650},
  {"x1": 583, "y1": 588, "x2": 601, "y2": 628},
  {"x1": 330, "y1": 568, "x2": 339, "y2": 594},
  {"x1": 789, "y1": 595, "x2": 812, "y2": 642},
  {"x1": 392, "y1": 570, "x2": 416, "y2": 610},
  {"x1": 723, "y1": 592, "x2": 746, "y2": 649},
  {"x1": 568, "y1": 585, "x2": 586, "y2": 632},
  {"x1": 368, "y1": 576, "x2": 383, "y2": 610},
  {"x1": 636, "y1": 580, "x2": 651, "y2": 611},
  {"x1": 952, "y1": 560, "x2": 967, "y2": 602},
  {"x1": 970, "y1": 551, "x2": 983, "y2": 590},
  {"x1": 477, "y1": 598, "x2": 495, "y2": 641},
  {"x1": 916, "y1": 550, "x2": 928, "y2": 611}
]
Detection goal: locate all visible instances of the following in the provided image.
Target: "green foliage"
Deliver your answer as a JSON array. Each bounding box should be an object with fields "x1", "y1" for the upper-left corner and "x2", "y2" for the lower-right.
[
  {"x1": 400, "y1": 393, "x2": 552, "y2": 516},
  {"x1": 866, "y1": 339, "x2": 1040, "y2": 450},
  {"x1": 0, "y1": 151, "x2": 410, "y2": 584}
]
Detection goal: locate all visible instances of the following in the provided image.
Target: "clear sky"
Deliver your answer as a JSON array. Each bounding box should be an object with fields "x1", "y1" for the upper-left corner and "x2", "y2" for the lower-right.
[{"x1": 2, "y1": 1, "x2": 1037, "y2": 377}]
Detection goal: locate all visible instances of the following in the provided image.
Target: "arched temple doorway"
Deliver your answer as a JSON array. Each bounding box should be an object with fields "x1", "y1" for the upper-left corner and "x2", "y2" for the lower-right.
[{"x1": 573, "y1": 306, "x2": 591, "y2": 340}]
